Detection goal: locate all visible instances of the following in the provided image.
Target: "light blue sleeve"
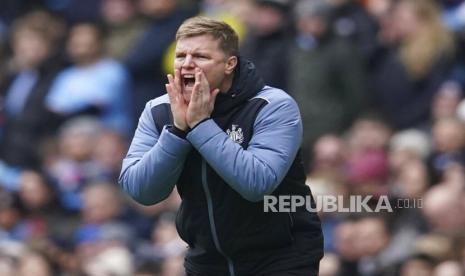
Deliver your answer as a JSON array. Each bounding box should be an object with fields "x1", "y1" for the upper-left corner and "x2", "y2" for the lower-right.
[
  {"x1": 118, "y1": 101, "x2": 192, "y2": 205},
  {"x1": 45, "y1": 71, "x2": 74, "y2": 112},
  {"x1": 186, "y1": 92, "x2": 302, "y2": 202}
]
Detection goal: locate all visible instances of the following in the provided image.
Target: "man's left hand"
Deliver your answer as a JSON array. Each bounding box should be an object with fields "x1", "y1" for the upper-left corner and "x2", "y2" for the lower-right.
[{"x1": 186, "y1": 68, "x2": 220, "y2": 128}]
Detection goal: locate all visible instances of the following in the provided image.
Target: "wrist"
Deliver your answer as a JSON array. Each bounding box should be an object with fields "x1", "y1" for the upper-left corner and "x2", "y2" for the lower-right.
[
  {"x1": 168, "y1": 125, "x2": 188, "y2": 139},
  {"x1": 189, "y1": 117, "x2": 210, "y2": 130},
  {"x1": 174, "y1": 122, "x2": 188, "y2": 131}
]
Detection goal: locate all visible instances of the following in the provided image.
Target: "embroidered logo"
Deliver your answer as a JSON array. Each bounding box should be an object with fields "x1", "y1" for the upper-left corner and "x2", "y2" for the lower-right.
[{"x1": 226, "y1": 124, "x2": 244, "y2": 144}]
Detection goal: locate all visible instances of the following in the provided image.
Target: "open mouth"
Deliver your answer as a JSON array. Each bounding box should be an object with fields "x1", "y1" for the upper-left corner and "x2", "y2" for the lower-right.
[{"x1": 182, "y1": 74, "x2": 195, "y2": 89}]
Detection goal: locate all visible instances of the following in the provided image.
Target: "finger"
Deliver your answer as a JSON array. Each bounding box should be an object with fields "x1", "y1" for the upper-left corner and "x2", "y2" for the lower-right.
[
  {"x1": 197, "y1": 68, "x2": 210, "y2": 92},
  {"x1": 191, "y1": 82, "x2": 201, "y2": 101},
  {"x1": 194, "y1": 68, "x2": 202, "y2": 91},
  {"x1": 166, "y1": 83, "x2": 172, "y2": 95},
  {"x1": 177, "y1": 94, "x2": 185, "y2": 105},
  {"x1": 167, "y1": 75, "x2": 176, "y2": 96},
  {"x1": 167, "y1": 74, "x2": 175, "y2": 89},
  {"x1": 196, "y1": 68, "x2": 209, "y2": 89},
  {"x1": 194, "y1": 69, "x2": 204, "y2": 98},
  {"x1": 174, "y1": 69, "x2": 182, "y2": 92},
  {"x1": 166, "y1": 84, "x2": 176, "y2": 103},
  {"x1": 168, "y1": 73, "x2": 180, "y2": 96},
  {"x1": 199, "y1": 68, "x2": 208, "y2": 85}
]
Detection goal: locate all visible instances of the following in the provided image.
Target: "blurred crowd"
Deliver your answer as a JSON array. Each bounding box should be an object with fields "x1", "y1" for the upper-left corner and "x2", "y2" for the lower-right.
[{"x1": 0, "y1": 0, "x2": 465, "y2": 275}]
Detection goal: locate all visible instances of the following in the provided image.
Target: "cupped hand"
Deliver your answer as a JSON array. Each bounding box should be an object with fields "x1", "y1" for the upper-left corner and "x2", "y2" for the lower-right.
[
  {"x1": 166, "y1": 69, "x2": 189, "y2": 131},
  {"x1": 186, "y1": 68, "x2": 220, "y2": 128}
]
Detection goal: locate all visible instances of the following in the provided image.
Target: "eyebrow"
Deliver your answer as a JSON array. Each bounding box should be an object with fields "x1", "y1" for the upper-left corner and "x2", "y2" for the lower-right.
[{"x1": 175, "y1": 49, "x2": 211, "y2": 56}]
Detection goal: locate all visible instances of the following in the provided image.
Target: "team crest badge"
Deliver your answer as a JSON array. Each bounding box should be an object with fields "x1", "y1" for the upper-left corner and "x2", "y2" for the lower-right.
[{"x1": 227, "y1": 125, "x2": 244, "y2": 144}]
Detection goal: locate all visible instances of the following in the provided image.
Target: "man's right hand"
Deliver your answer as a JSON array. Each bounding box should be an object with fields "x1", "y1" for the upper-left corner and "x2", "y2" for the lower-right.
[{"x1": 166, "y1": 69, "x2": 188, "y2": 131}]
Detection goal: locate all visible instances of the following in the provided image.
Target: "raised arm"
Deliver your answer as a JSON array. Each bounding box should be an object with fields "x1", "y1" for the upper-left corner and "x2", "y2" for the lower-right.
[{"x1": 118, "y1": 100, "x2": 191, "y2": 205}]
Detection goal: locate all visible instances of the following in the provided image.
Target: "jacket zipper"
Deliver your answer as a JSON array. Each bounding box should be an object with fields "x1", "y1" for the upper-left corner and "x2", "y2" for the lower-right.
[
  {"x1": 201, "y1": 159, "x2": 236, "y2": 276},
  {"x1": 288, "y1": 212, "x2": 294, "y2": 228}
]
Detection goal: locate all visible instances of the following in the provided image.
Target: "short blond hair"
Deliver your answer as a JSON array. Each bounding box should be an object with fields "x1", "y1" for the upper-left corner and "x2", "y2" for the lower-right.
[{"x1": 176, "y1": 16, "x2": 239, "y2": 57}]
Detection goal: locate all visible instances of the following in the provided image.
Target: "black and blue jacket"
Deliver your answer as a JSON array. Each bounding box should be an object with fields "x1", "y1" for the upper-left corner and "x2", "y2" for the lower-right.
[{"x1": 119, "y1": 59, "x2": 323, "y2": 275}]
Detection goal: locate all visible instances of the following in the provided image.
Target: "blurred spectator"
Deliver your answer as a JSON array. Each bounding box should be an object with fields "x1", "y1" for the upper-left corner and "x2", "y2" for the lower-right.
[
  {"x1": 80, "y1": 183, "x2": 125, "y2": 225},
  {"x1": 414, "y1": 233, "x2": 455, "y2": 263},
  {"x1": 319, "y1": 252, "x2": 340, "y2": 276},
  {"x1": 0, "y1": 240, "x2": 26, "y2": 276},
  {"x1": 334, "y1": 220, "x2": 362, "y2": 275},
  {"x1": 308, "y1": 134, "x2": 348, "y2": 184},
  {"x1": 136, "y1": 212, "x2": 186, "y2": 276},
  {"x1": 399, "y1": 253, "x2": 436, "y2": 276},
  {"x1": 124, "y1": 0, "x2": 192, "y2": 125},
  {"x1": 441, "y1": 0, "x2": 465, "y2": 32},
  {"x1": 441, "y1": 162, "x2": 465, "y2": 189},
  {"x1": 385, "y1": 159, "x2": 430, "y2": 273},
  {"x1": 389, "y1": 131, "x2": 431, "y2": 193},
  {"x1": 0, "y1": 11, "x2": 66, "y2": 170},
  {"x1": 326, "y1": 0, "x2": 379, "y2": 62},
  {"x1": 433, "y1": 260, "x2": 465, "y2": 276},
  {"x1": 428, "y1": 117, "x2": 465, "y2": 182},
  {"x1": 371, "y1": 0, "x2": 455, "y2": 130},
  {"x1": 289, "y1": 0, "x2": 367, "y2": 169},
  {"x1": 101, "y1": 0, "x2": 148, "y2": 60},
  {"x1": 16, "y1": 250, "x2": 53, "y2": 276},
  {"x1": 306, "y1": 135, "x2": 349, "y2": 247},
  {"x1": 0, "y1": 1, "x2": 53, "y2": 48},
  {"x1": 422, "y1": 184, "x2": 465, "y2": 233},
  {"x1": 356, "y1": 216, "x2": 393, "y2": 275},
  {"x1": 346, "y1": 116, "x2": 391, "y2": 195},
  {"x1": 46, "y1": 22, "x2": 132, "y2": 135},
  {"x1": 16, "y1": 170, "x2": 77, "y2": 245},
  {"x1": 161, "y1": 255, "x2": 184, "y2": 276},
  {"x1": 454, "y1": 88, "x2": 465, "y2": 121},
  {"x1": 46, "y1": 117, "x2": 106, "y2": 211},
  {"x1": 81, "y1": 245, "x2": 134, "y2": 276},
  {"x1": 200, "y1": 0, "x2": 249, "y2": 40},
  {"x1": 92, "y1": 129, "x2": 128, "y2": 182},
  {"x1": 390, "y1": 159, "x2": 429, "y2": 200},
  {"x1": 45, "y1": 0, "x2": 102, "y2": 24},
  {"x1": 241, "y1": 0, "x2": 292, "y2": 90},
  {"x1": 389, "y1": 129, "x2": 431, "y2": 174},
  {"x1": 18, "y1": 171, "x2": 55, "y2": 214},
  {"x1": 364, "y1": 0, "x2": 397, "y2": 49},
  {"x1": 432, "y1": 81, "x2": 463, "y2": 122},
  {"x1": 75, "y1": 183, "x2": 135, "y2": 275},
  {"x1": 0, "y1": 190, "x2": 24, "y2": 240},
  {"x1": 364, "y1": 0, "x2": 393, "y2": 20}
]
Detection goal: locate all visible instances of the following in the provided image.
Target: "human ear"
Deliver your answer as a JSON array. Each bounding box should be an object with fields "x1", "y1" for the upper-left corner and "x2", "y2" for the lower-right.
[{"x1": 224, "y1": 56, "x2": 238, "y2": 75}]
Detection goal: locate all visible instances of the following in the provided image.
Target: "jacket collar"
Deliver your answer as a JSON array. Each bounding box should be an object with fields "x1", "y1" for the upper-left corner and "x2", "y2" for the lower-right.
[{"x1": 212, "y1": 57, "x2": 265, "y2": 117}]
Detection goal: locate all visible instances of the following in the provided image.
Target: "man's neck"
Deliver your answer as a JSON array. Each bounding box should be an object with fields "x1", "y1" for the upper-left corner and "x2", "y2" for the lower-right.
[{"x1": 220, "y1": 74, "x2": 235, "y2": 94}]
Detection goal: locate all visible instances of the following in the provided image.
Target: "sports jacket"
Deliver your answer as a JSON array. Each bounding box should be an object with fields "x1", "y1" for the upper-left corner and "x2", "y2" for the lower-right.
[{"x1": 119, "y1": 59, "x2": 323, "y2": 275}]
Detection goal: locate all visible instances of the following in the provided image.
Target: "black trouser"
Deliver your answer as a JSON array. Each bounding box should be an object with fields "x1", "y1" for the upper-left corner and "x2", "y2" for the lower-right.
[
  {"x1": 256, "y1": 264, "x2": 320, "y2": 276},
  {"x1": 186, "y1": 262, "x2": 320, "y2": 276}
]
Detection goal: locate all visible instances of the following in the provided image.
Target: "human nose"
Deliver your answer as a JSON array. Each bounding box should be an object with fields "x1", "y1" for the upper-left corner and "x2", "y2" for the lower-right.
[{"x1": 182, "y1": 54, "x2": 195, "y2": 68}]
